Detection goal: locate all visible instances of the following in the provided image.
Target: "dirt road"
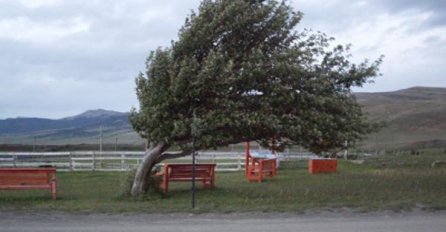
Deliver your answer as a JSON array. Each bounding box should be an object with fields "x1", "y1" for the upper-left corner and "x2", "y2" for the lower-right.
[{"x1": 1, "y1": 210, "x2": 445, "y2": 232}]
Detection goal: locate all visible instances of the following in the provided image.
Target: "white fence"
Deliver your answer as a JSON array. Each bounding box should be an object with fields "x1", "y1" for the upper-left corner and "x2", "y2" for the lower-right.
[{"x1": 0, "y1": 151, "x2": 316, "y2": 172}]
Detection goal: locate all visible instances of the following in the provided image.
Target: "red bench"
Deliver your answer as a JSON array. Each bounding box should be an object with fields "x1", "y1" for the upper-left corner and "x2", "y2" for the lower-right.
[
  {"x1": 246, "y1": 158, "x2": 277, "y2": 182},
  {"x1": 0, "y1": 168, "x2": 57, "y2": 200},
  {"x1": 157, "y1": 164, "x2": 216, "y2": 193},
  {"x1": 245, "y1": 142, "x2": 278, "y2": 182}
]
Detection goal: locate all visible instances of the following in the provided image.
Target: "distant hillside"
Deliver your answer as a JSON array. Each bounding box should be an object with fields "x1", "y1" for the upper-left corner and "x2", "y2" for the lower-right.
[
  {"x1": 356, "y1": 87, "x2": 446, "y2": 150},
  {"x1": 1, "y1": 87, "x2": 446, "y2": 151},
  {"x1": 0, "y1": 109, "x2": 144, "y2": 146}
]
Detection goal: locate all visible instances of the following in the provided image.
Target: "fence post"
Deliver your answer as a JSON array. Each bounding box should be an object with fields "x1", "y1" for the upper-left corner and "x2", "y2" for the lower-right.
[
  {"x1": 92, "y1": 152, "x2": 96, "y2": 171},
  {"x1": 237, "y1": 154, "x2": 242, "y2": 171},
  {"x1": 13, "y1": 155, "x2": 17, "y2": 167},
  {"x1": 121, "y1": 153, "x2": 125, "y2": 171},
  {"x1": 69, "y1": 152, "x2": 73, "y2": 171}
]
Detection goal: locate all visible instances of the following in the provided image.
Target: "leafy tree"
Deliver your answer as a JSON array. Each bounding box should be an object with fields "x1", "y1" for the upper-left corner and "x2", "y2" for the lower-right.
[{"x1": 130, "y1": 0, "x2": 382, "y2": 196}]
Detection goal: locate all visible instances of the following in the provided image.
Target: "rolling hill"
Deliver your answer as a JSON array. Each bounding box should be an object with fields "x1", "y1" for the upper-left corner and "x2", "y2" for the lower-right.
[
  {"x1": 356, "y1": 87, "x2": 446, "y2": 150},
  {"x1": 1, "y1": 87, "x2": 446, "y2": 151},
  {"x1": 0, "y1": 109, "x2": 144, "y2": 147}
]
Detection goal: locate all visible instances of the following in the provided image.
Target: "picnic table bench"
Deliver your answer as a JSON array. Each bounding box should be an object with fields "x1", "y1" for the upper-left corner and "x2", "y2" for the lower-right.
[
  {"x1": 157, "y1": 164, "x2": 216, "y2": 193},
  {"x1": 245, "y1": 142, "x2": 278, "y2": 182},
  {"x1": 0, "y1": 168, "x2": 57, "y2": 200},
  {"x1": 246, "y1": 158, "x2": 277, "y2": 182}
]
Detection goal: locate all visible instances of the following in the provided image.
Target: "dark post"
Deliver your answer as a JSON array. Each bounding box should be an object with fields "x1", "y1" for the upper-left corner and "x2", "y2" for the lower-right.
[{"x1": 191, "y1": 109, "x2": 197, "y2": 208}]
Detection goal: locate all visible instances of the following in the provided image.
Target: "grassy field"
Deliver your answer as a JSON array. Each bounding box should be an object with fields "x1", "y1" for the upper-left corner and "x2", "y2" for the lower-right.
[{"x1": 1, "y1": 151, "x2": 445, "y2": 213}]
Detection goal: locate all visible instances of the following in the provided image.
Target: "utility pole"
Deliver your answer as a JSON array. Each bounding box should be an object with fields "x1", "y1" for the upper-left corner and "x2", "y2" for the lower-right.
[
  {"x1": 99, "y1": 126, "x2": 103, "y2": 152},
  {"x1": 33, "y1": 136, "x2": 36, "y2": 152}
]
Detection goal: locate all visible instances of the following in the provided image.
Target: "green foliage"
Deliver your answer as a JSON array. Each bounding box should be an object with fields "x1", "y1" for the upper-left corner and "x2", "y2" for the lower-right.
[{"x1": 131, "y1": 0, "x2": 382, "y2": 154}]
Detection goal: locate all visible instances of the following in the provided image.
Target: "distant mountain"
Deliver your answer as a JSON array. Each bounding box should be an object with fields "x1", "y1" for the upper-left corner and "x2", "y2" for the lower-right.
[
  {"x1": 0, "y1": 109, "x2": 142, "y2": 145},
  {"x1": 63, "y1": 109, "x2": 126, "y2": 120},
  {"x1": 355, "y1": 87, "x2": 446, "y2": 149},
  {"x1": 1, "y1": 87, "x2": 446, "y2": 150}
]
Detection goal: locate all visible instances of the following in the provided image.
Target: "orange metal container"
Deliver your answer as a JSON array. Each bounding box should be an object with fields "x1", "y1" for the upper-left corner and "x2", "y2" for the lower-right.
[{"x1": 308, "y1": 159, "x2": 337, "y2": 174}]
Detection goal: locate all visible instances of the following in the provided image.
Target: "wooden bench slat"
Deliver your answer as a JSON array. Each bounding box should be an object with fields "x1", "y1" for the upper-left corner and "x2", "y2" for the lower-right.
[
  {"x1": 0, "y1": 169, "x2": 56, "y2": 173},
  {"x1": 0, "y1": 174, "x2": 51, "y2": 181},
  {"x1": 0, "y1": 175, "x2": 50, "y2": 179},
  {"x1": 0, "y1": 180, "x2": 51, "y2": 185},
  {"x1": 0, "y1": 185, "x2": 52, "y2": 190},
  {"x1": 0, "y1": 174, "x2": 50, "y2": 177}
]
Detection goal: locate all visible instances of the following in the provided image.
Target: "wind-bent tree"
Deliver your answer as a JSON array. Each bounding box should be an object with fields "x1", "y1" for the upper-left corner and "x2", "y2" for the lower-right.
[{"x1": 130, "y1": 0, "x2": 382, "y2": 196}]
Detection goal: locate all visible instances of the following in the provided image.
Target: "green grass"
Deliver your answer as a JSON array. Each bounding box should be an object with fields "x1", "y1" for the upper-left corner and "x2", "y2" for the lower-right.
[{"x1": 1, "y1": 151, "x2": 446, "y2": 213}]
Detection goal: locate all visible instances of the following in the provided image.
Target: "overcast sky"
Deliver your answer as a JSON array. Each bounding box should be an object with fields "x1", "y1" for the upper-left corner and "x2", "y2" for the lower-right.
[{"x1": 1, "y1": 0, "x2": 445, "y2": 119}]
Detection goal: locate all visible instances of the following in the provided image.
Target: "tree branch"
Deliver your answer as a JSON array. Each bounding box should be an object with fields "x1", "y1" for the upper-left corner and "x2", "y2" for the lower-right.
[{"x1": 155, "y1": 148, "x2": 194, "y2": 163}]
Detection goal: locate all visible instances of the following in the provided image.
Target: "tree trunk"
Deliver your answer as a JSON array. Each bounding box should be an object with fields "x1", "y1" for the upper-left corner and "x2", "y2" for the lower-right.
[{"x1": 130, "y1": 142, "x2": 168, "y2": 197}]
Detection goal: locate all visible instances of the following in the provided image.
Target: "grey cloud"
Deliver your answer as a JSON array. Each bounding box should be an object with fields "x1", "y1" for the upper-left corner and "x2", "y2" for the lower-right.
[
  {"x1": 294, "y1": 0, "x2": 446, "y2": 34},
  {"x1": 377, "y1": 0, "x2": 446, "y2": 12},
  {"x1": 4, "y1": 1, "x2": 185, "y2": 86},
  {"x1": 0, "y1": 0, "x2": 200, "y2": 118},
  {"x1": 1, "y1": 0, "x2": 445, "y2": 118},
  {"x1": 372, "y1": 0, "x2": 446, "y2": 30}
]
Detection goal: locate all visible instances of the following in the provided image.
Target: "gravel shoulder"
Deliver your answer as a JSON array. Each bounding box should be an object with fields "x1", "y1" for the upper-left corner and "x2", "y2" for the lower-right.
[{"x1": 1, "y1": 209, "x2": 446, "y2": 232}]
